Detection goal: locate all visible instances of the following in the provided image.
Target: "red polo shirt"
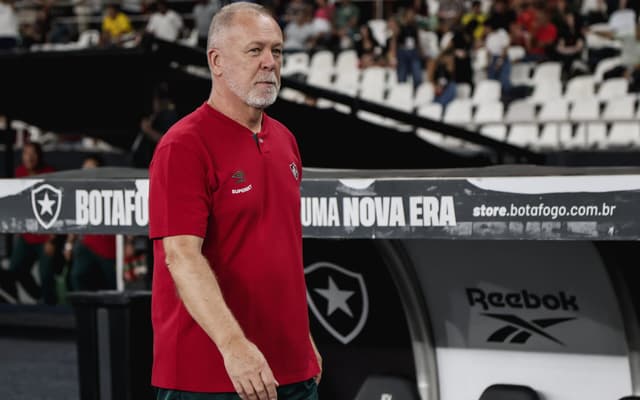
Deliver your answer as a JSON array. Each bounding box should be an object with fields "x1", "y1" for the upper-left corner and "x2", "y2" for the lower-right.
[
  {"x1": 82, "y1": 235, "x2": 116, "y2": 259},
  {"x1": 149, "y1": 102, "x2": 318, "y2": 392}
]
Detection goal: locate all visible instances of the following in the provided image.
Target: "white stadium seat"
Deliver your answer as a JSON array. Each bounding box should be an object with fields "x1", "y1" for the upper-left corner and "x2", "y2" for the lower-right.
[
  {"x1": 507, "y1": 123, "x2": 539, "y2": 148},
  {"x1": 528, "y1": 79, "x2": 563, "y2": 104},
  {"x1": 510, "y1": 62, "x2": 534, "y2": 85},
  {"x1": 564, "y1": 75, "x2": 595, "y2": 102},
  {"x1": 507, "y1": 46, "x2": 526, "y2": 62},
  {"x1": 608, "y1": 122, "x2": 640, "y2": 148},
  {"x1": 335, "y1": 50, "x2": 359, "y2": 73},
  {"x1": 602, "y1": 96, "x2": 636, "y2": 121},
  {"x1": 472, "y1": 80, "x2": 502, "y2": 105},
  {"x1": 456, "y1": 83, "x2": 472, "y2": 99},
  {"x1": 594, "y1": 57, "x2": 623, "y2": 83},
  {"x1": 538, "y1": 99, "x2": 569, "y2": 122},
  {"x1": 281, "y1": 52, "x2": 309, "y2": 76},
  {"x1": 443, "y1": 99, "x2": 473, "y2": 126},
  {"x1": 474, "y1": 101, "x2": 504, "y2": 125},
  {"x1": 505, "y1": 100, "x2": 536, "y2": 123},
  {"x1": 540, "y1": 123, "x2": 570, "y2": 149},
  {"x1": 416, "y1": 103, "x2": 445, "y2": 145},
  {"x1": 309, "y1": 50, "x2": 334, "y2": 75},
  {"x1": 531, "y1": 62, "x2": 562, "y2": 84},
  {"x1": 597, "y1": 77, "x2": 629, "y2": 100},
  {"x1": 414, "y1": 82, "x2": 435, "y2": 108},
  {"x1": 361, "y1": 67, "x2": 387, "y2": 91},
  {"x1": 578, "y1": 122, "x2": 608, "y2": 149},
  {"x1": 480, "y1": 124, "x2": 508, "y2": 141},
  {"x1": 570, "y1": 99, "x2": 600, "y2": 122}
]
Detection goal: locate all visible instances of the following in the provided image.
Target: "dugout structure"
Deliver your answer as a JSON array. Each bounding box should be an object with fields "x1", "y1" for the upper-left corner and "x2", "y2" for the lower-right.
[{"x1": 0, "y1": 165, "x2": 639, "y2": 400}]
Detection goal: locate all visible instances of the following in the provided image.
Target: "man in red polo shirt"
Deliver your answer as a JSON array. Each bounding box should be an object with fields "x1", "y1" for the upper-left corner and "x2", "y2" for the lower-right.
[
  {"x1": 6, "y1": 142, "x2": 57, "y2": 304},
  {"x1": 148, "y1": 2, "x2": 322, "y2": 400}
]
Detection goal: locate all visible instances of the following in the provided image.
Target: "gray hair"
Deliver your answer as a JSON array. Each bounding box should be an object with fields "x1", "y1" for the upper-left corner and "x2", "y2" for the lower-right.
[{"x1": 206, "y1": 2, "x2": 275, "y2": 50}]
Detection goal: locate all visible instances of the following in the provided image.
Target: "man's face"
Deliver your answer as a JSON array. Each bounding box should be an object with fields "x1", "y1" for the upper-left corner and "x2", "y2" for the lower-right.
[
  {"x1": 22, "y1": 145, "x2": 38, "y2": 170},
  {"x1": 216, "y1": 12, "x2": 283, "y2": 109}
]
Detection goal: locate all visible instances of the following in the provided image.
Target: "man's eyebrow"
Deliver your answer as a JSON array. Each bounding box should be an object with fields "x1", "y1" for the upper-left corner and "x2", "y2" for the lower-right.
[{"x1": 244, "y1": 41, "x2": 283, "y2": 49}]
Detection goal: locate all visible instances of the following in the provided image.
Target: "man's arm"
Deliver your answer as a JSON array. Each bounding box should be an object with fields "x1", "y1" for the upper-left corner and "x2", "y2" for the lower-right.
[{"x1": 163, "y1": 235, "x2": 279, "y2": 400}]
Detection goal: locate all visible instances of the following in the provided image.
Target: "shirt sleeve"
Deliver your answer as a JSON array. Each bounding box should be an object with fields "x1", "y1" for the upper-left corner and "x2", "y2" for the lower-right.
[{"x1": 148, "y1": 141, "x2": 212, "y2": 240}]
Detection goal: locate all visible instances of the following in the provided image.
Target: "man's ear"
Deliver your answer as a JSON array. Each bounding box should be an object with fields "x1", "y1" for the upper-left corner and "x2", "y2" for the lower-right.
[{"x1": 208, "y1": 48, "x2": 223, "y2": 77}]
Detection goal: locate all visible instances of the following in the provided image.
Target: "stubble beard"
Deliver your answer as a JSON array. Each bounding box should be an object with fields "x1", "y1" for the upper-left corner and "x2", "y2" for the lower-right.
[{"x1": 223, "y1": 69, "x2": 280, "y2": 109}]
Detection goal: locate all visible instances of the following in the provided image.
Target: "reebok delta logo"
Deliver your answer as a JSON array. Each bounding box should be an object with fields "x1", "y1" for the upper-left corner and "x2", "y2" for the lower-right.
[
  {"x1": 482, "y1": 313, "x2": 575, "y2": 345},
  {"x1": 467, "y1": 288, "x2": 578, "y2": 346}
]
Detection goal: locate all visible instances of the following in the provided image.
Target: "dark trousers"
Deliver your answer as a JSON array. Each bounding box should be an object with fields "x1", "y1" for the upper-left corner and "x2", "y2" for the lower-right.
[
  {"x1": 70, "y1": 242, "x2": 116, "y2": 291},
  {"x1": 9, "y1": 236, "x2": 56, "y2": 304},
  {"x1": 157, "y1": 378, "x2": 318, "y2": 400}
]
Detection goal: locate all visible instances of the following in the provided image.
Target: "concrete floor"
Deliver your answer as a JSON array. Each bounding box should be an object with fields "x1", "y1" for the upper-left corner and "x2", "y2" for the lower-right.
[{"x1": 0, "y1": 330, "x2": 78, "y2": 400}]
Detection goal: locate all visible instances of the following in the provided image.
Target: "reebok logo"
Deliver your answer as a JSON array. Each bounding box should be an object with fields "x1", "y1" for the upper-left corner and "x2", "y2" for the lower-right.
[
  {"x1": 466, "y1": 288, "x2": 579, "y2": 311},
  {"x1": 483, "y1": 313, "x2": 575, "y2": 345}
]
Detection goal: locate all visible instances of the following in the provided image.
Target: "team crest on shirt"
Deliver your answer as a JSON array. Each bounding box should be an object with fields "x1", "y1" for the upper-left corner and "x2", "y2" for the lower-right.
[
  {"x1": 289, "y1": 162, "x2": 299, "y2": 181},
  {"x1": 31, "y1": 184, "x2": 63, "y2": 229}
]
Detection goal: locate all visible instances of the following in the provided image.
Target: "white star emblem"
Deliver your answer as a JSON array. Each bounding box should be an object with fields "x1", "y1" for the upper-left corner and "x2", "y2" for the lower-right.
[
  {"x1": 314, "y1": 277, "x2": 354, "y2": 317},
  {"x1": 37, "y1": 192, "x2": 56, "y2": 216}
]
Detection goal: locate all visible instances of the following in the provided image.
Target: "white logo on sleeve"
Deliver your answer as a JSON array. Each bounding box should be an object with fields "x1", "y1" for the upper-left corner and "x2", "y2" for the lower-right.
[{"x1": 290, "y1": 162, "x2": 299, "y2": 181}]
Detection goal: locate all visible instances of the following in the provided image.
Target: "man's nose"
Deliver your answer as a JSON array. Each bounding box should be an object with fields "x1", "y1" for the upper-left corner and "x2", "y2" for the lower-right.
[{"x1": 260, "y1": 50, "x2": 276, "y2": 70}]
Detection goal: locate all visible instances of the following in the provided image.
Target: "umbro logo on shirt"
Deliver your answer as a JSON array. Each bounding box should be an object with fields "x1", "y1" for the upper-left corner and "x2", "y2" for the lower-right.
[
  {"x1": 231, "y1": 170, "x2": 252, "y2": 195},
  {"x1": 232, "y1": 170, "x2": 245, "y2": 184}
]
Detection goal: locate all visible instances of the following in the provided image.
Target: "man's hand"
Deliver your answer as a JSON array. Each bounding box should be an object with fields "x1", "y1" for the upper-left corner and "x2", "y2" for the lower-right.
[
  {"x1": 221, "y1": 336, "x2": 279, "y2": 400},
  {"x1": 309, "y1": 334, "x2": 323, "y2": 385}
]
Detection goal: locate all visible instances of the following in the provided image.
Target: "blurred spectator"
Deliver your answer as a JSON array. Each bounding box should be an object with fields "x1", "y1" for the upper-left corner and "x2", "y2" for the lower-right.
[
  {"x1": 73, "y1": 0, "x2": 103, "y2": 33},
  {"x1": 512, "y1": 0, "x2": 535, "y2": 46},
  {"x1": 283, "y1": 3, "x2": 315, "y2": 51},
  {"x1": 281, "y1": 0, "x2": 306, "y2": 28},
  {"x1": 486, "y1": 0, "x2": 517, "y2": 33},
  {"x1": 354, "y1": 23, "x2": 389, "y2": 68},
  {"x1": 20, "y1": 8, "x2": 51, "y2": 48},
  {"x1": 4, "y1": 143, "x2": 57, "y2": 304},
  {"x1": 131, "y1": 83, "x2": 179, "y2": 168},
  {"x1": 555, "y1": 11, "x2": 585, "y2": 78},
  {"x1": 390, "y1": 7, "x2": 424, "y2": 87},
  {"x1": 0, "y1": 0, "x2": 18, "y2": 51},
  {"x1": 193, "y1": 0, "x2": 220, "y2": 48},
  {"x1": 145, "y1": 0, "x2": 183, "y2": 42},
  {"x1": 332, "y1": 0, "x2": 360, "y2": 48},
  {"x1": 438, "y1": 0, "x2": 465, "y2": 20},
  {"x1": 403, "y1": 0, "x2": 438, "y2": 31},
  {"x1": 582, "y1": 0, "x2": 608, "y2": 25},
  {"x1": 607, "y1": 0, "x2": 640, "y2": 16},
  {"x1": 524, "y1": 6, "x2": 558, "y2": 61},
  {"x1": 314, "y1": 0, "x2": 334, "y2": 21},
  {"x1": 65, "y1": 155, "x2": 116, "y2": 291},
  {"x1": 462, "y1": 0, "x2": 487, "y2": 44},
  {"x1": 311, "y1": 0, "x2": 334, "y2": 46},
  {"x1": 101, "y1": 3, "x2": 134, "y2": 46},
  {"x1": 486, "y1": 27, "x2": 512, "y2": 93},
  {"x1": 450, "y1": 22, "x2": 474, "y2": 84},
  {"x1": 428, "y1": 48, "x2": 457, "y2": 106}
]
